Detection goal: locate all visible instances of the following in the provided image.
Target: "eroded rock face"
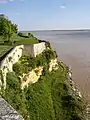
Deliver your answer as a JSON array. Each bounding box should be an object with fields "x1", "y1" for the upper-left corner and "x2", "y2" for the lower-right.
[
  {"x1": 0, "y1": 43, "x2": 46, "y2": 90},
  {"x1": 0, "y1": 96, "x2": 24, "y2": 120},
  {"x1": 67, "y1": 67, "x2": 82, "y2": 99},
  {"x1": 0, "y1": 45, "x2": 24, "y2": 89},
  {"x1": 49, "y1": 59, "x2": 58, "y2": 72},
  {"x1": 21, "y1": 66, "x2": 43, "y2": 89},
  {"x1": 21, "y1": 59, "x2": 59, "y2": 89}
]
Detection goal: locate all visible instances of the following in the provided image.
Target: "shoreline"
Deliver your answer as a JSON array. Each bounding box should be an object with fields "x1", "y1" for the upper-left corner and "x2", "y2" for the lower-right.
[{"x1": 58, "y1": 54, "x2": 90, "y2": 101}]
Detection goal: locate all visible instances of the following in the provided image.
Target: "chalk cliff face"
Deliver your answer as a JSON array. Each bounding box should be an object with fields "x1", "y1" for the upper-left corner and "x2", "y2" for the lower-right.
[
  {"x1": 20, "y1": 58, "x2": 59, "y2": 89},
  {"x1": 0, "y1": 45, "x2": 24, "y2": 89},
  {"x1": 0, "y1": 41, "x2": 87, "y2": 120},
  {"x1": 49, "y1": 59, "x2": 58, "y2": 72},
  {"x1": 0, "y1": 42, "x2": 46, "y2": 90},
  {"x1": 21, "y1": 67, "x2": 43, "y2": 89}
]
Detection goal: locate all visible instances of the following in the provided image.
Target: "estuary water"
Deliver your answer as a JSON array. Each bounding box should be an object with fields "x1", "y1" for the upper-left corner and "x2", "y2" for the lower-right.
[{"x1": 32, "y1": 30, "x2": 90, "y2": 101}]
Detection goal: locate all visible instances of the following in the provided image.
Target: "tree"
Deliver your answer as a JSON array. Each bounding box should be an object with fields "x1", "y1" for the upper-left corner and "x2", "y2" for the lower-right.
[
  {"x1": 0, "y1": 14, "x2": 18, "y2": 43},
  {"x1": 11, "y1": 23, "x2": 18, "y2": 33}
]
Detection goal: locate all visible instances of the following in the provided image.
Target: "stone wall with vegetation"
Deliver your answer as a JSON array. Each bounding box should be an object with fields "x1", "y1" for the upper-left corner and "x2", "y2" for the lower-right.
[
  {"x1": 2, "y1": 58, "x2": 86, "y2": 120},
  {"x1": 0, "y1": 40, "x2": 87, "y2": 120},
  {"x1": 13, "y1": 48, "x2": 57, "y2": 89},
  {"x1": 22, "y1": 42, "x2": 46, "y2": 57},
  {"x1": 0, "y1": 45, "x2": 24, "y2": 89},
  {"x1": 0, "y1": 42, "x2": 46, "y2": 90}
]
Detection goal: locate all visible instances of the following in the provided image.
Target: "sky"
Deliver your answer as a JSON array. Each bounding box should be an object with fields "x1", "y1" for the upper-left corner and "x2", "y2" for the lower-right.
[{"x1": 0, "y1": 0, "x2": 90, "y2": 31}]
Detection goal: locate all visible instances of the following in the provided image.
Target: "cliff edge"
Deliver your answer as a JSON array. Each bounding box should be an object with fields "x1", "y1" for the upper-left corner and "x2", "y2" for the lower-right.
[{"x1": 0, "y1": 40, "x2": 87, "y2": 120}]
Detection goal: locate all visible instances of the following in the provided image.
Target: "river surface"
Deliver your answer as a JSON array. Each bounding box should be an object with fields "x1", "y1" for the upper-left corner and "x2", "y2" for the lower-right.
[{"x1": 31, "y1": 30, "x2": 90, "y2": 101}]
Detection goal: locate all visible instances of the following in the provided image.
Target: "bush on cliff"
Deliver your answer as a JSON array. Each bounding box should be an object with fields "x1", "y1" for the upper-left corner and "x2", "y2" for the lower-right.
[
  {"x1": 17, "y1": 32, "x2": 29, "y2": 38},
  {"x1": 4, "y1": 72, "x2": 29, "y2": 120},
  {"x1": 3, "y1": 63, "x2": 85, "y2": 120},
  {"x1": 13, "y1": 49, "x2": 57, "y2": 75},
  {"x1": 17, "y1": 32, "x2": 37, "y2": 40}
]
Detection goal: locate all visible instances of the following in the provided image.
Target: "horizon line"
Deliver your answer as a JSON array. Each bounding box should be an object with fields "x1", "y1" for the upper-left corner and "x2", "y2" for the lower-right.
[{"x1": 20, "y1": 29, "x2": 90, "y2": 32}]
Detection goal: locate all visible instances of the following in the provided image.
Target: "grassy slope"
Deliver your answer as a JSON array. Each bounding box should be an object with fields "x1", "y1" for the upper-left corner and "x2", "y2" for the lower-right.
[
  {"x1": 12, "y1": 34, "x2": 38, "y2": 45},
  {"x1": 0, "y1": 45, "x2": 12, "y2": 57},
  {"x1": 26, "y1": 64, "x2": 66, "y2": 120},
  {"x1": 0, "y1": 34, "x2": 38, "y2": 57},
  {"x1": 3, "y1": 62, "x2": 85, "y2": 120},
  {"x1": 0, "y1": 37, "x2": 11, "y2": 57}
]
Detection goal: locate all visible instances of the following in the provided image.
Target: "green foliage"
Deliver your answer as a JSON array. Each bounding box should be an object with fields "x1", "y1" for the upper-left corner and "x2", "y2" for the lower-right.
[
  {"x1": 0, "y1": 70, "x2": 4, "y2": 84},
  {"x1": 0, "y1": 69, "x2": 5, "y2": 96},
  {"x1": 1, "y1": 44, "x2": 85, "y2": 120},
  {"x1": 3, "y1": 65, "x2": 85, "y2": 120},
  {"x1": 43, "y1": 49, "x2": 57, "y2": 63},
  {"x1": 0, "y1": 14, "x2": 18, "y2": 42},
  {"x1": 17, "y1": 32, "x2": 29, "y2": 38},
  {"x1": 4, "y1": 72, "x2": 29, "y2": 120},
  {"x1": 17, "y1": 32, "x2": 37, "y2": 40},
  {"x1": 13, "y1": 49, "x2": 56, "y2": 76},
  {"x1": 28, "y1": 33, "x2": 35, "y2": 38},
  {"x1": 45, "y1": 41, "x2": 51, "y2": 48},
  {"x1": 13, "y1": 62, "x2": 29, "y2": 76}
]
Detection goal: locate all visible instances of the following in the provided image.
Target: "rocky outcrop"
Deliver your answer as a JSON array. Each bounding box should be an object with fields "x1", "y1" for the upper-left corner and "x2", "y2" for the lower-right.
[
  {"x1": 49, "y1": 59, "x2": 58, "y2": 72},
  {"x1": 67, "y1": 67, "x2": 82, "y2": 99},
  {"x1": 21, "y1": 66, "x2": 43, "y2": 89},
  {"x1": 0, "y1": 96, "x2": 24, "y2": 120},
  {"x1": 20, "y1": 59, "x2": 59, "y2": 89}
]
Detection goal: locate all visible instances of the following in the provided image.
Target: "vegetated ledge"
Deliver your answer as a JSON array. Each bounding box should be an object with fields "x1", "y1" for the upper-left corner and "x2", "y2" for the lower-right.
[{"x1": 0, "y1": 39, "x2": 88, "y2": 120}]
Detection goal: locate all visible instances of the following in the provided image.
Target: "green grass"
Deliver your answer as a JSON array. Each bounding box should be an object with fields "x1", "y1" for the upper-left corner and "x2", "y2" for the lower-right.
[
  {"x1": 15, "y1": 38, "x2": 38, "y2": 45},
  {"x1": 0, "y1": 33, "x2": 38, "y2": 57},
  {"x1": 12, "y1": 34, "x2": 38, "y2": 45},
  {"x1": 0, "y1": 34, "x2": 38, "y2": 45},
  {"x1": 3, "y1": 63, "x2": 85, "y2": 120},
  {"x1": 0, "y1": 45, "x2": 12, "y2": 57}
]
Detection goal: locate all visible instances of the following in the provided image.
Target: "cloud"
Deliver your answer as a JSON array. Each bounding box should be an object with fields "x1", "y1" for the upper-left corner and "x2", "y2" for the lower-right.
[{"x1": 60, "y1": 4, "x2": 66, "y2": 9}]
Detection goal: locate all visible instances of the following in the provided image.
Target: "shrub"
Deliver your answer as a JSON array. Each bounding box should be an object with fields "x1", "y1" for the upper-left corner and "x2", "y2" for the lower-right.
[
  {"x1": 43, "y1": 49, "x2": 57, "y2": 63},
  {"x1": 28, "y1": 33, "x2": 34, "y2": 38},
  {"x1": 17, "y1": 32, "x2": 29, "y2": 38},
  {"x1": 45, "y1": 41, "x2": 51, "y2": 48},
  {"x1": 3, "y1": 64, "x2": 86, "y2": 120},
  {"x1": 13, "y1": 49, "x2": 57, "y2": 76},
  {"x1": 3, "y1": 72, "x2": 29, "y2": 120}
]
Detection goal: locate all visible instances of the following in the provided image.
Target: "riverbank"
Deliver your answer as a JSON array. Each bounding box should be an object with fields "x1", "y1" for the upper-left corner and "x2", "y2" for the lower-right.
[{"x1": 32, "y1": 30, "x2": 90, "y2": 102}]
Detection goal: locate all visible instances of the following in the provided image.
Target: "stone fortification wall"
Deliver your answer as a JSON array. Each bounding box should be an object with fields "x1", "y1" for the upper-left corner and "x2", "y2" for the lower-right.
[
  {"x1": 22, "y1": 42, "x2": 46, "y2": 57},
  {"x1": 33, "y1": 42, "x2": 46, "y2": 57},
  {"x1": 0, "y1": 45, "x2": 24, "y2": 89},
  {"x1": 22, "y1": 44, "x2": 34, "y2": 57},
  {"x1": 0, "y1": 42, "x2": 46, "y2": 89}
]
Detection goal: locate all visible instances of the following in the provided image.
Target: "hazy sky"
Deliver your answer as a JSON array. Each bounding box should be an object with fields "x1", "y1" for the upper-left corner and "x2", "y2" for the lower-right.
[{"x1": 0, "y1": 0, "x2": 90, "y2": 30}]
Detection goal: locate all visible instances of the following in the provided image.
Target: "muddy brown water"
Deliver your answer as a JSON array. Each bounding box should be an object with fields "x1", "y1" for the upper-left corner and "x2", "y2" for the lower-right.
[{"x1": 32, "y1": 30, "x2": 90, "y2": 101}]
